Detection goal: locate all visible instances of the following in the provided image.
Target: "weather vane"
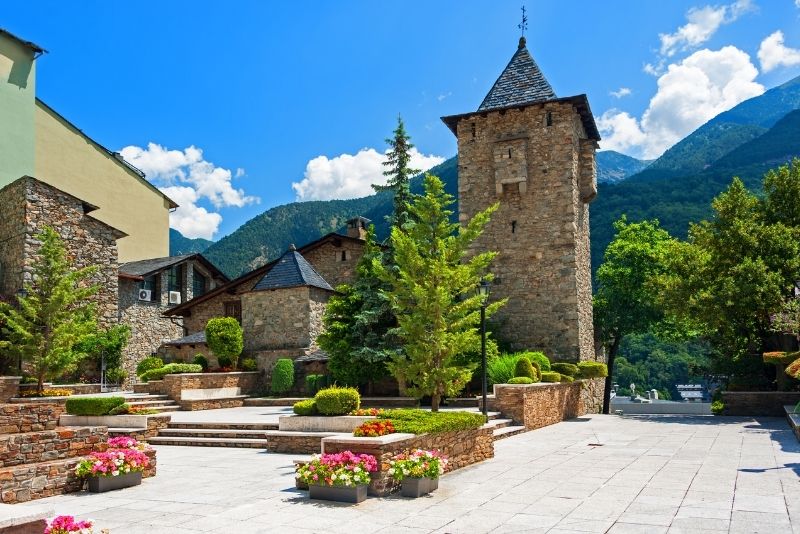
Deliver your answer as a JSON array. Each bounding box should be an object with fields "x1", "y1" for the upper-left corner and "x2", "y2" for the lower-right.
[{"x1": 518, "y1": 5, "x2": 528, "y2": 37}]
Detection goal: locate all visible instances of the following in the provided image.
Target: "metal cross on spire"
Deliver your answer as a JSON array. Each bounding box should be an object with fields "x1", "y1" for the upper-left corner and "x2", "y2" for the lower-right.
[{"x1": 518, "y1": 5, "x2": 528, "y2": 37}]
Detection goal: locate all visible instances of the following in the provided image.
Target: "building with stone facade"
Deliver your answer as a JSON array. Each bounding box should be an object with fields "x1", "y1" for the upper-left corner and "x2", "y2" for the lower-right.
[{"x1": 441, "y1": 37, "x2": 600, "y2": 363}]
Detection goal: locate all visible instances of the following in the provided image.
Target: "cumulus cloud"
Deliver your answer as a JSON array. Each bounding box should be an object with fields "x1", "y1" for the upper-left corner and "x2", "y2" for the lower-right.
[
  {"x1": 291, "y1": 147, "x2": 445, "y2": 201},
  {"x1": 599, "y1": 46, "x2": 764, "y2": 159},
  {"x1": 120, "y1": 143, "x2": 259, "y2": 239},
  {"x1": 659, "y1": 0, "x2": 753, "y2": 58},
  {"x1": 610, "y1": 87, "x2": 632, "y2": 98},
  {"x1": 758, "y1": 30, "x2": 800, "y2": 72}
]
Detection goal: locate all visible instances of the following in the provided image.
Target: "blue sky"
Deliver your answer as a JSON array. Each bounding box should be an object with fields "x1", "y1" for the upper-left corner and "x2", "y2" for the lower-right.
[{"x1": 4, "y1": 1, "x2": 800, "y2": 239}]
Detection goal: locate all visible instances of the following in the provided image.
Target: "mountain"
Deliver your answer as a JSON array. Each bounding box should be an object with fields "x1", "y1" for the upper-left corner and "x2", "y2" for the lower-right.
[
  {"x1": 596, "y1": 151, "x2": 651, "y2": 183},
  {"x1": 169, "y1": 228, "x2": 213, "y2": 255}
]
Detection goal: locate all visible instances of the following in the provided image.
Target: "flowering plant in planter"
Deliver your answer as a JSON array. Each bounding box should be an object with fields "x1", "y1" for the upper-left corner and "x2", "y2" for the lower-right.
[
  {"x1": 353, "y1": 420, "x2": 396, "y2": 437},
  {"x1": 388, "y1": 449, "x2": 448, "y2": 481},
  {"x1": 45, "y1": 515, "x2": 94, "y2": 534},
  {"x1": 75, "y1": 448, "x2": 150, "y2": 478},
  {"x1": 296, "y1": 451, "x2": 377, "y2": 487}
]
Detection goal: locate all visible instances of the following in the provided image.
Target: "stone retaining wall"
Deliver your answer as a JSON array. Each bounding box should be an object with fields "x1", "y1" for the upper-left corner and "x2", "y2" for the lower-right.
[
  {"x1": 722, "y1": 391, "x2": 800, "y2": 416},
  {"x1": 0, "y1": 377, "x2": 21, "y2": 403},
  {"x1": 493, "y1": 378, "x2": 604, "y2": 430},
  {"x1": 0, "y1": 427, "x2": 106, "y2": 467},
  {"x1": 142, "y1": 372, "x2": 262, "y2": 401},
  {"x1": 0, "y1": 403, "x2": 64, "y2": 434},
  {"x1": 17, "y1": 383, "x2": 101, "y2": 396},
  {"x1": 266, "y1": 431, "x2": 337, "y2": 454}
]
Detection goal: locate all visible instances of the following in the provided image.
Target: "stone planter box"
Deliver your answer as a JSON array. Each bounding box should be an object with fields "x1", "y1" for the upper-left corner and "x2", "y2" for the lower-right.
[
  {"x1": 401, "y1": 477, "x2": 438, "y2": 498},
  {"x1": 278, "y1": 415, "x2": 375, "y2": 432},
  {"x1": 308, "y1": 483, "x2": 368, "y2": 503},
  {"x1": 87, "y1": 471, "x2": 142, "y2": 493},
  {"x1": 492, "y1": 378, "x2": 605, "y2": 429}
]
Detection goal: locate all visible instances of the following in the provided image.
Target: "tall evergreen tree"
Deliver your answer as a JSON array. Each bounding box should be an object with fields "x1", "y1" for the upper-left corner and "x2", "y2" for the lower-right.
[{"x1": 373, "y1": 115, "x2": 419, "y2": 231}]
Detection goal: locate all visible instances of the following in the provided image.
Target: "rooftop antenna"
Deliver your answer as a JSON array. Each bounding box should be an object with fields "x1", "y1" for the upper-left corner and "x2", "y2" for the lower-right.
[{"x1": 518, "y1": 5, "x2": 528, "y2": 48}]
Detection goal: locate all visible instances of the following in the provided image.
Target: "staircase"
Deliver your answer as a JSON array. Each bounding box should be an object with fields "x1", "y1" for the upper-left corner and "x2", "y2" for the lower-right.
[
  {"x1": 123, "y1": 393, "x2": 180, "y2": 413},
  {"x1": 148, "y1": 421, "x2": 276, "y2": 448},
  {"x1": 483, "y1": 411, "x2": 526, "y2": 440}
]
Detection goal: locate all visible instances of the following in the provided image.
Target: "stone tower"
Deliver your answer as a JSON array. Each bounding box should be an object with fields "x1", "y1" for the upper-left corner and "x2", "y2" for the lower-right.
[{"x1": 442, "y1": 37, "x2": 600, "y2": 362}]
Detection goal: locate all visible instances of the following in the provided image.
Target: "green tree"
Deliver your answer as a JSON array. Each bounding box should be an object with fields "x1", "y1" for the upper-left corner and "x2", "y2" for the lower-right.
[
  {"x1": 373, "y1": 115, "x2": 420, "y2": 231},
  {"x1": 205, "y1": 317, "x2": 244, "y2": 369},
  {"x1": 375, "y1": 174, "x2": 505, "y2": 411},
  {"x1": 74, "y1": 324, "x2": 130, "y2": 379},
  {"x1": 0, "y1": 227, "x2": 99, "y2": 394},
  {"x1": 593, "y1": 217, "x2": 676, "y2": 413}
]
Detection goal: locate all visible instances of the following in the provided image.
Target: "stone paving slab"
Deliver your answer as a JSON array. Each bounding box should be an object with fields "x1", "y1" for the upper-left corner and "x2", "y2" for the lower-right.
[{"x1": 8, "y1": 414, "x2": 800, "y2": 533}]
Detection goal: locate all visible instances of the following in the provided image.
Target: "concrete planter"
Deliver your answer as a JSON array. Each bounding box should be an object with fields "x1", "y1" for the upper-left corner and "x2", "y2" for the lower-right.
[
  {"x1": 400, "y1": 477, "x2": 438, "y2": 498},
  {"x1": 308, "y1": 483, "x2": 367, "y2": 503},
  {"x1": 279, "y1": 415, "x2": 375, "y2": 432},
  {"x1": 87, "y1": 471, "x2": 142, "y2": 493}
]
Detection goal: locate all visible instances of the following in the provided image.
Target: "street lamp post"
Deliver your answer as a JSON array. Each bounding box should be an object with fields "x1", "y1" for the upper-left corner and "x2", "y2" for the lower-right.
[{"x1": 477, "y1": 279, "x2": 490, "y2": 417}]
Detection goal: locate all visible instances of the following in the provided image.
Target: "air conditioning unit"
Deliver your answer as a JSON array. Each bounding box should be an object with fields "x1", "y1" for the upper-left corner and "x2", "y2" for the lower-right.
[
  {"x1": 138, "y1": 289, "x2": 152, "y2": 302},
  {"x1": 169, "y1": 291, "x2": 182, "y2": 305}
]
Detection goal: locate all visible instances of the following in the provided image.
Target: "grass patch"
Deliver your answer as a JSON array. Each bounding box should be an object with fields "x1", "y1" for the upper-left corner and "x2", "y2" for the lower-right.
[{"x1": 379, "y1": 409, "x2": 486, "y2": 434}]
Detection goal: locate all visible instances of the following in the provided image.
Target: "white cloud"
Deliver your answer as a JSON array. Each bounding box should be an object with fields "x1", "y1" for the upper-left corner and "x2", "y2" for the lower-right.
[
  {"x1": 120, "y1": 143, "x2": 259, "y2": 240},
  {"x1": 659, "y1": 0, "x2": 753, "y2": 57},
  {"x1": 610, "y1": 87, "x2": 632, "y2": 98},
  {"x1": 599, "y1": 46, "x2": 764, "y2": 159},
  {"x1": 437, "y1": 92, "x2": 452, "y2": 101},
  {"x1": 758, "y1": 30, "x2": 800, "y2": 72},
  {"x1": 291, "y1": 147, "x2": 445, "y2": 201}
]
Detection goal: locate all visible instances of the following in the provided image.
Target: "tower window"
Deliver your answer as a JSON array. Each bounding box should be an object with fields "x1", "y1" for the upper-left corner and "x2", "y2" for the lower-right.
[
  {"x1": 471, "y1": 123, "x2": 476, "y2": 138},
  {"x1": 511, "y1": 221, "x2": 517, "y2": 233},
  {"x1": 341, "y1": 250, "x2": 348, "y2": 261},
  {"x1": 508, "y1": 148, "x2": 512, "y2": 158},
  {"x1": 546, "y1": 112, "x2": 553, "y2": 126}
]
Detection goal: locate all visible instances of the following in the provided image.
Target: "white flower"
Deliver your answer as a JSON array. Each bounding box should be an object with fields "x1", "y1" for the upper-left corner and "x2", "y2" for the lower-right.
[{"x1": 112, "y1": 470, "x2": 119, "y2": 476}]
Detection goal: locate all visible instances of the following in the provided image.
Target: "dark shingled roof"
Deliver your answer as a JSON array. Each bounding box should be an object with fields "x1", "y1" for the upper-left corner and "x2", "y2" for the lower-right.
[
  {"x1": 119, "y1": 254, "x2": 194, "y2": 277},
  {"x1": 252, "y1": 247, "x2": 333, "y2": 292},
  {"x1": 164, "y1": 331, "x2": 206, "y2": 346},
  {"x1": 295, "y1": 349, "x2": 329, "y2": 363},
  {"x1": 478, "y1": 37, "x2": 556, "y2": 112}
]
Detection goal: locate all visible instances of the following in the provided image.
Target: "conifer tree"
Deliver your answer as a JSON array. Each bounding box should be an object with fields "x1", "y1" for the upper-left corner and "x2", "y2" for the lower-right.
[
  {"x1": 0, "y1": 227, "x2": 99, "y2": 394},
  {"x1": 373, "y1": 115, "x2": 419, "y2": 231}
]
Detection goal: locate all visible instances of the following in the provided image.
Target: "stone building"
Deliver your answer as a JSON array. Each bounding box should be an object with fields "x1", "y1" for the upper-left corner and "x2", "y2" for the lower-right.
[{"x1": 441, "y1": 37, "x2": 600, "y2": 362}]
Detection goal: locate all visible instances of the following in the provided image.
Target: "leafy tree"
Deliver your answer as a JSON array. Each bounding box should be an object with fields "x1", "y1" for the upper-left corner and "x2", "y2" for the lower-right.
[
  {"x1": 373, "y1": 115, "x2": 420, "y2": 231},
  {"x1": 374, "y1": 174, "x2": 505, "y2": 411},
  {"x1": 205, "y1": 317, "x2": 244, "y2": 369},
  {"x1": 73, "y1": 324, "x2": 130, "y2": 379},
  {"x1": 0, "y1": 227, "x2": 99, "y2": 394},
  {"x1": 593, "y1": 217, "x2": 676, "y2": 413}
]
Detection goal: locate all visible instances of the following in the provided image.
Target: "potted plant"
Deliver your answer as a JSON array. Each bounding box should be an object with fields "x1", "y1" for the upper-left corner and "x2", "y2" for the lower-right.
[
  {"x1": 75, "y1": 437, "x2": 151, "y2": 492},
  {"x1": 45, "y1": 515, "x2": 95, "y2": 534},
  {"x1": 388, "y1": 449, "x2": 448, "y2": 498},
  {"x1": 296, "y1": 451, "x2": 377, "y2": 503}
]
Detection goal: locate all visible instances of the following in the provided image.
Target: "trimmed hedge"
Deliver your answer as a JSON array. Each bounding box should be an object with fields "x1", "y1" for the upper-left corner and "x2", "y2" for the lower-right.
[
  {"x1": 551, "y1": 362, "x2": 579, "y2": 377},
  {"x1": 270, "y1": 359, "x2": 295, "y2": 394},
  {"x1": 136, "y1": 356, "x2": 163, "y2": 377},
  {"x1": 293, "y1": 399, "x2": 318, "y2": 416},
  {"x1": 515, "y1": 351, "x2": 551, "y2": 372},
  {"x1": 577, "y1": 361, "x2": 608, "y2": 379},
  {"x1": 514, "y1": 358, "x2": 539, "y2": 381},
  {"x1": 65, "y1": 396, "x2": 125, "y2": 416},
  {"x1": 560, "y1": 375, "x2": 575, "y2": 383},
  {"x1": 140, "y1": 363, "x2": 203, "y2": 382},
  {"x1": 192, "y1": 354, "x2": 209, "y2": 371},
  {"x1": 380, "y1": 409, "x2": 486, "y2": 434},
  {"x1": 108, "y1": 403, "x2": 130, "y2": 416},
  {"x1": 314, "y1": 386, "x2": 360, "y2": 415},
  {"x1": 540, "y1": 371, "x2": 562, "y2": 383},
  {"x1": 508, "y1": 376, "x2": 534, "y2": 384}
]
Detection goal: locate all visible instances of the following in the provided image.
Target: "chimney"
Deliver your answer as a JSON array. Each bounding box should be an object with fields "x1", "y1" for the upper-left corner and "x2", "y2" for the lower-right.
[{"x1": 346, "y1": 216, "x2": 370, "y2": 240}]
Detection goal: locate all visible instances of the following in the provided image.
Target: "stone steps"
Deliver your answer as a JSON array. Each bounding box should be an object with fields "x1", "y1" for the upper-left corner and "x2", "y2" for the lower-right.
[
  {"x1": 492, "y1": 425, "x2": 527, "y2": 440},
  {"x1": 166, "y1": 422, "x2": 278, "y2": 431},
  {"x1": 147, "y1": 436, "x2": 269, "y2": 448},
  {"x1": 122, "y1": 393, "x2": 181, "y2": 412},
  {"x1": 157, "y1": 428, "x2": 269, "y2": 440}
]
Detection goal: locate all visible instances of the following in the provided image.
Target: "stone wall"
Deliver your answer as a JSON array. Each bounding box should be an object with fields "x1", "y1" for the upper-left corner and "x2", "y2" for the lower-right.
[
  {"x1": 0, "y1": 377, "x2": 20, "y2": 403},
  {"x1": 141, "y1": 372, "x2": 262, "y2": 406},
  {"x1": 17, "y1": 383, "x2": 100, "y2": 396},
  {"x1": 0, "y1": 403, "x2": 65, "y2": 434},
  {"x1": 493, "y1": 379, "x2": 603, "y2": 430},
  {"x1": 182, "y1": 276, "x2": 259, "y2": 335},
  {"x1": 302, "y1": 239, "x2": 364, "y2": 289},
  {"x1": 0, "y1": 426, "x2": 106, "y2": 467},
  {"x1": 721, "y1": 391, "x2": 800, "y2": 416},
  {"x1": 455, "y1": 103, "x2": 597, "y2": 361},
  {"x1": 242, "y1": 286, "x2": 331, "y2": 351}
]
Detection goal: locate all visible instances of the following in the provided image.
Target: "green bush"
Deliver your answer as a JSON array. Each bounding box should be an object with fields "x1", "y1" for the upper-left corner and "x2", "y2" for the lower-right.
[
  {"x1": 514, "y1": 358, "x2": 538, "y2": 381},
  {"x1": 192, "y1": 354, "x2": 209, "y2": 371},
  {"x1": 577, "y1": 361, "x2": 608, "y2": 379},
  {"x1": 140, "y1": 363, "x2": 203, "y2": 382},
  {"x1": 305, "y1": 374, "x2": 329, "y2": 395},
  {"x1": 205, "y1": 317, "x2": 244, "y2": 369},
  {"x1": 314, "y1": 386, "x2": 360, "y2": 415},
  {"x1": 514, "y1": 351, "x2": 551, "y2": 372},
  {"x1": 551, "y1": 362, "x2": 579, "y2": 377},
  {"x1": 270, "y1": 359, "x2": 295, "y2": 395},
  {"x1": 136, "y1": 356, "x2": 163, "y2": 377},
  {"x1": 380, "y1": 409, "x2": 486, "y2": 434},
  {"x1": 216, "y1": 354, "x2": 233, "y2": 368},
  {"x1": 560, "y1": 375, "x2": 575, "y2": 383},
  {"x1": 508, "y1": 376, "x2": 534, "y2": 384},
  {"x1": 240, "y1": 358, "x2": 257, "y2": 372},
  {"x1": 293, "y1": 399, "x2": 318, "y2": 415},
  {"x1": 105, "y1": 367, "x2": 127, "y2": 384},
  {"x1": 540, "y1": 371, "x2": 561, "y2": 383},
  {"x1": 487, "y1": 354, "x2": 519, "y2": 386},
  {"x1": 108, "y1": 403, "x2": 130, "y2": 416},
  {"x1": 65, "y1": 396, "x2": 125, "y2": 416},
  {"x1": 711, "y1": 400, "x2": 725, "y2": 415}
]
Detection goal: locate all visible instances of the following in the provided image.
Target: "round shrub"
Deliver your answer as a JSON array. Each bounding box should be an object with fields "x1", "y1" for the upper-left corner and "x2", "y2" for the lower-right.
[
  {"x1": 108, "y1": 403, "x2": 131, "y2": 416},
  {"x1": 552, "y1": 362, "x2": 579, "y2": 377},
  {"x1": 560, "y1": 375, "x2": 575, "y2": 383},
  {"x1": 540, "y1": 371, "x2": 562, "y2": 383},
  {"x1": 240, "y1": 358, "x2": 258, "y2": 372},
  {"x1": 216, "y1": 354, "x2": 233, "y2": 368},
  {"x1": 293, "y1": 399, "x2": 317, "y2": 416},
  {"x1": 514, "y1": 357, "x2": 538, "y2": 381},
  {"x1": 314, "y1": 386, "x2": 361, "y2": 416},
  {"x1": 192, "y1": 354, "x2": 209, "y2": 371},
  {"x1": 105, "y1": 367, "x2": 127, "y2": 384},
  {"x1": 270, "y1": 359, "x2": 295, "y2": 395},
  {"x1": 136, "y1": 356, "x2": 163, "y2": 377},
  {"x1": 508, "y1": 376, "x2": 534, "y2": 384},
  {"x1": 206, "y1": 317, "x2": 244, "y2": 369},
  {"x1": 515, "y1": 351, "x2": 551, "y2": 372},
  {"x1": 577, "y1": 361, "x2": 608, "y2": 379}
]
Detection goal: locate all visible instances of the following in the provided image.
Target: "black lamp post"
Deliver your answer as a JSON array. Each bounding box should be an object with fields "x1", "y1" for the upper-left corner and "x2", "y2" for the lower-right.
[{"x1": 477, "y1": 279, "x2": 490, "y2": 416}]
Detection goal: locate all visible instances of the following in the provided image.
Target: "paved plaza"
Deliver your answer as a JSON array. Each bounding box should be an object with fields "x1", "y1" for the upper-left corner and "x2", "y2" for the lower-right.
[{"x1": 19, "y1": 414, "x2": 800, "y2": 533}]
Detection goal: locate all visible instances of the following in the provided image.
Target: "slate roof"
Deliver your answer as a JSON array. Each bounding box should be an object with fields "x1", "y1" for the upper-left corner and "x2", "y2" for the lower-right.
[
  {"x1": 252, "y1": 246, "x2": 333, "y2": 292},
  {"x1": 477, "y1": 37, "x2": 556, "y2": 112},
  {"x1": 295, "y1": 349, "x2": 330, "y2": 363},
  {"x1": 120, "y1": 254, "x2": 194, "y2": 278},
  {"x1": 164, "y1": 331, "x2": 206, "y2": 346}
]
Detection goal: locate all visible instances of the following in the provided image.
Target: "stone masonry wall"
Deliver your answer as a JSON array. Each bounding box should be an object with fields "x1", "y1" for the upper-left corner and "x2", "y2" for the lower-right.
[
  {"x1": 722, "y1": 391, "x2": 800, "y2": 416},
  {"x1": 302, "y1": 239, "x2": 364, "y2": 289},
  {"x1": 182, "y1": 277, "x2": 259, "y2": 335},
  {"x1": 456, "y1": 103, "x2": 597, "y2": 361},
  {"x1": 493, "y1": 379, "x2": 603, "y2": 430},
  {"x1": 0, "y1": 403, "x2": 65, "y2": 434},
  {"x1": 160, "y1": 371, "x2": 262, "y2": 401},
  {"x1": 0, "y1": 377, "x2": 21, "y2": 403},
  {"x1": 242, "y1": 286, "x2": 312, "y2": 351}
]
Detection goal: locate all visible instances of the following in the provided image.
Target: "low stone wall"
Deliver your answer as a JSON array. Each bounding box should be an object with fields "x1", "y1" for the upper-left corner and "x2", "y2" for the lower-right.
[
  {"x1": 266, "y1": 431, "x2": 341, "y2": 454},
  {"x1": 493, "y1": 379, "x2": 604, "y2": 430},
  {"x1": 278, "y1": 415, "x2": 374, "y2": 432},
  {"x1": 0, "y1": 377, "x2": 21, "y2": 403},
  {"x1": 0, "y1": 403, "x2": 64, "y2": 434},
  {"x1": 0, "y1": 426, "x2": 107, "y2": 467},
  {"x1": 162, "y1": 372, "x2": 261, "y2": 400},
  {"x1": 59, "y1": 414, "x2": 171, "y2": 440},
  {"x1": 722, "y1": 391, "x2": 800, "y2": 416},
  {"x1": 180, "y1": 397, "x2": 249, "y2": 411},
  {"x1": 17, "y1": 383, "x2": 101, "y2": 396},
  {"x1": 321, "y1": 426, "x2": 494, "y2": 496}
]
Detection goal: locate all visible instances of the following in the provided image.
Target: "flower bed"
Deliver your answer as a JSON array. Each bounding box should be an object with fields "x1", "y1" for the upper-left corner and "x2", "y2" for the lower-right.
[
  {"x1": 353, "y1": 420, "x2": 395, "y2": 437},
  {"x1": 45, "y1": 515, "x2": 94, "y2": 534},
  {"x1": 296, "y1": 451, "x2": 377, "y2": 503}
]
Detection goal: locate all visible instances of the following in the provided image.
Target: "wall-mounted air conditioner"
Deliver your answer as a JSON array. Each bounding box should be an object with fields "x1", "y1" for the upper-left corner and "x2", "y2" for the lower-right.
[
  {"x1": 169, "y1": 291, "x2": 182, "y2": 305},
  {"x1": 138, "y1": 289, "x2": 152, "y2": 302}
]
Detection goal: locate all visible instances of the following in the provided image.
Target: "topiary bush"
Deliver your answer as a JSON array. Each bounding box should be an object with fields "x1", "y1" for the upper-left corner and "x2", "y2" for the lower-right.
[
  {"x1": 270, "y1": 359, "x2": 295, "y2": 395},
  {"x1": 551, "y1": 362, "x2": 579, "y2": 377},
  {"x1": 577, "y1": 361, "x2": 608, "y2": 379},
  {"x1": 140, "y1": 363, "x2": 203, "y2": 382},
  {"x1": 508, "y1": 376, "x2": 534, "y2": 384},
  {"x1": 314, "y1": 386, "x2": 361, "y2": 415},
  {"x1": 540, "y1": 371, "x2": 562, "y2": 383},
  {"x1": 513, "y1": 351, "x2": 551, "y2": 372},
  {"x1": 205, "y1": 317, "x2": 244, "y2": 370},
  {"x1": 240, "y1": 358, "x2": 258, "y2": 372},
  {"x1": 560, "y1": 375, "x2": 575, "y2": 383},
  {"x1": 65, "y1": 396, "x2": 125, "y2": 416},
  {"x1": 514, "y1": 357, "x2": 538, "y2": 381},
  {"x1": 305, "y1": 374, "x2": 329, "y2": 395},
  {"x1": 293, "y1": 399, "x2": 317, "y2": 415},
  {"x1": 136, "y1": 356, "x2": 163, "y2": 377},
  {"x1": 192, "y1": 354, "x2": 209, "y2": 371}
]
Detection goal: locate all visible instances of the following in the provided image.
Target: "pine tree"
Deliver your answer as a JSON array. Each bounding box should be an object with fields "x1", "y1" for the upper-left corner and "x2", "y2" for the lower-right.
[
  {"x1": 375, "y1": 174, "x2": 505, "y2": 411},
  {"x1": 373, "y1": 115, "x2": 419, "y2": 231},
  {"x1": 0, "y1": 227, "x2": 99, "y2": 394}
]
